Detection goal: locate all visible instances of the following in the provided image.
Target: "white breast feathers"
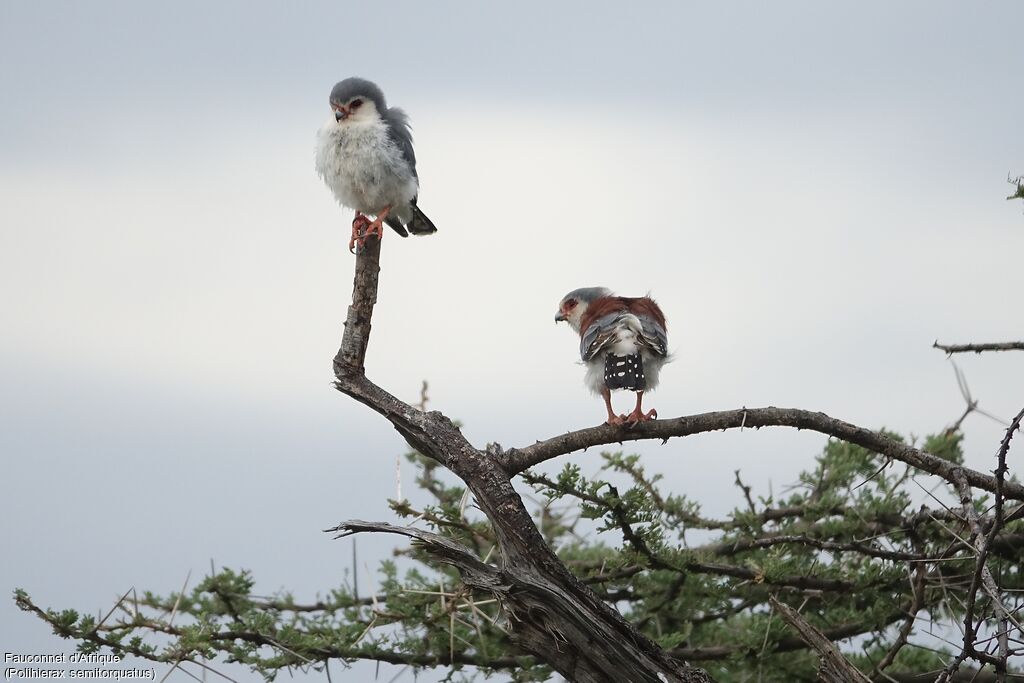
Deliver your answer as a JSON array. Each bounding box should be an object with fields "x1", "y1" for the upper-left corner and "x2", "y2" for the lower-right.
[{"x1": 315, "y1": 119, "x2": 418, "y2": 217}]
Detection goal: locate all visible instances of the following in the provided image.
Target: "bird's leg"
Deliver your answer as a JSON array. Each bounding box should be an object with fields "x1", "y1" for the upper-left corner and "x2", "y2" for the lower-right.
[
  {"x1": 602, "y1": 388, "x2": 625, "y2": 426},
  {"x1": 624, "y1": 391, "x2": 657, "y2": 423},
  {"x1": 349, "y1": 212, "x2": 372, "y2": 254},
  {"x1": 357, "y1": 206, "x2": 392, "y2": 248}
]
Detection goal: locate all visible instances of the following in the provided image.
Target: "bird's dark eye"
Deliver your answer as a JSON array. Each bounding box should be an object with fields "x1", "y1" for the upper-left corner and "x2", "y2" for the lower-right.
[
  {"x1": 566, "y1": 299, "x2": 577, "y2": 309},
  {"x1": 350, "y1": 99, "x2": 363, "y2": 109}
]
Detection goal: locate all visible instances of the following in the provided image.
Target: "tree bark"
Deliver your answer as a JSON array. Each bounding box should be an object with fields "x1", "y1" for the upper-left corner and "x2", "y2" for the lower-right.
[
  {"x1": 769, "y1": 597, "x2": 871, "y2": 683},
  {"x1": 503, "y1": 410, "x2": 1024, "y2": 500}
]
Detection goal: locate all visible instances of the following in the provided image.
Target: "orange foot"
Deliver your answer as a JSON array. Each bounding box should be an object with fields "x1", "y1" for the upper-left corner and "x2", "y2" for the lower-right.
[
  {"x1": 354, "y1": 206, "x2": 392, "y2": 251},
  {"x1": 356, "y1": 219, "x2": 386, "y2": 249},
  {"x1": 624, "y1": 407, "x2": 657, "y2": 424},
  {"x1": 624, "y1": 391, "x2": 657, "y2": 424},
  {"x1": 348, "y1": 213, "x2": 372, "y2": 254}
]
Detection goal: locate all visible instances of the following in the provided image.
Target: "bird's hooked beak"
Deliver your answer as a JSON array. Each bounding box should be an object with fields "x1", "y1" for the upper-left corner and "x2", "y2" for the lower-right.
[
  {"x1": 334, "y1": 107, "x2": 349, "y2": 122},
  {"x1": 554, "y1": 311, "x2": 567, "y2": 323}
]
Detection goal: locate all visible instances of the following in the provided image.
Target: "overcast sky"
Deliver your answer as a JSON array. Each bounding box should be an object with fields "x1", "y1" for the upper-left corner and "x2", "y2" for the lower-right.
[{"x1": 2, "y1": 2, "x2": 1023, "y2": 680}]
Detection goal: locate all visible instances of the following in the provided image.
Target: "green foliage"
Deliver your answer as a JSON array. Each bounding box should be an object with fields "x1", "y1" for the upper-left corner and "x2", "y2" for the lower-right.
[
  {"x1": 1008, "y1": 173, "x2": 1024, "y2": 201},
  {"x1": 14, "y1": 430, "x2": 1022, "y2": 681}
]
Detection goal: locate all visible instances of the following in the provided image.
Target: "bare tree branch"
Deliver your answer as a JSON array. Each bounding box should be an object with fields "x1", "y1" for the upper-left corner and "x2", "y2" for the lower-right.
[
  {"x1": 326, "y1": 521, "x2": 503, "y2": 586},
  {"x1": 872, "y1": 551, "x2": 927, "y2": 679},
  {"x1": 938, "y1": 406, "x2": 1024, "y2": 683},
  {"x1": 936, "y1": 470, "x2": 1013, "y2": 682},
  {"x1": 504, "y1": 408, "x2": 1024, "y2": 501},
  {"x1": 932, "y1": 341, "x2": 1024, "y2": 355},
  {"x1": 329, "y1": 241, "x2": 712, "y2": 683},
  {"x1": 768, "y1": 596, "x2": 871, "y2": 683}
]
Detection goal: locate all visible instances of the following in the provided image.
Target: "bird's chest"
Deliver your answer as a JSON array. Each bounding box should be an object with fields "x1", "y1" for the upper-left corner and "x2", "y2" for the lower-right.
[{"x1": 317, "y1": 123, "x2": 408, "y2": 212}]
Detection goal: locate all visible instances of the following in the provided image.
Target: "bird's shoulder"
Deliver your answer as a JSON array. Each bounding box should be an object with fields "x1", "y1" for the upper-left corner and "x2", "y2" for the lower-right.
[
  {"x1": 579, "y1": 295, "x2": 666, "y2": 336},
  {"x1": 578, "y1": 296, "x2": 630, "y2": 337},
  {"x1": 619, "y1": 296, "x2": 667, "y2": 330},
  {"x1": 382, "y1": 106, "x2": 417, "y2": 173}
]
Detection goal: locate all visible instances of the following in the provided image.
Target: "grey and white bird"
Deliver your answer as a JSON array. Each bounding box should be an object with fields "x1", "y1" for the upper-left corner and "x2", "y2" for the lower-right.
[
  {"x1": 555, "y1": 287, "x2": 670, "y2": 425},
  {"x1": 315, "y1": 77, "x2": 437, "y2": 252}
]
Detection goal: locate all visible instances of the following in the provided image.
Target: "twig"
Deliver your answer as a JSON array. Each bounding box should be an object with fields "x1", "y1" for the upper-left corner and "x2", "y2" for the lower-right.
[
  {"x1": 417, "y1": 380, "x2": 430, "y2": 411},
  {"x1": 1007, "y1": 173, "x2": 1024, "y2": 201},
  {"x1": 768, "y1": 597, "x2": 871, "y2": 682},
  {"x1": 734, "y1": 470, "x2": 757, "y2": 515},
  {"x1": 938, "y1": 469, "x2": 1015, "y2": 682},
  {"x1": 986, "y1": 407, "x2": 1024, "y2": 675},
  {"x1": 933, "y1": 341, "x2": 1024, "y2": 355},
  {"x1": 872, "y1": 557, "x2": 926, "y2": 679},
  {"x1": 945, "y1": 360, "x2": 979, "y2": 433},
  {"x1": 167, "y1": 570, "x2": 191, "y2": 628}
]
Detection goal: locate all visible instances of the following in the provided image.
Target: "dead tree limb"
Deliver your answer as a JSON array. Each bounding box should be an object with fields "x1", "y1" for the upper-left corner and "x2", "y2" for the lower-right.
[
  {"x1": 504, "y1": 410, "x2": 1024, "y2": 501},
  {"x1": 932, "y1": 341, "x2": 1024, "y2": 354},
  {"x1": 330, "y1": 239, "x2": 712, "y2": 683},
  {"x1": 768, "y1": 597, "x2": 871, "y2": 683}
]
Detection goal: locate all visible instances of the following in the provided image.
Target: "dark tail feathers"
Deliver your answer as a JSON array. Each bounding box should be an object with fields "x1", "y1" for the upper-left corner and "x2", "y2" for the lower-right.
[
  {"x1": 604, "y1": 353, "x2": 646, "y2": 391},
  {"x1": 407, "y1": 202, "x2": 437, "y2": 235},
  {"x1": 384, "y1": 216, "x2": 409, "y2": 237}
]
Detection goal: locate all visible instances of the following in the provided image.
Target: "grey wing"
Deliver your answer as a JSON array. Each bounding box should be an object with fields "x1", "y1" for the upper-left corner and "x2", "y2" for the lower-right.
[
  {"x1": 579, "y1": 313, "x2": 625, "y2": 362},
  {"x1": 636, "y1": 314, "x2": 668, "y2": 358},
  {"x1": 383, "y1": 107, "x2": 418, "y2": 178}
]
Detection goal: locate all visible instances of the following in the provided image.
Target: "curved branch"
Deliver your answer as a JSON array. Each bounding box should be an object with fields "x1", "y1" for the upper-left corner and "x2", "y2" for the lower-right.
[
  {"x1": 504, "y1": 407, "x2": 1024, "y2": 500},
  {"x1": 329, "y1": 244, "x2": 712, "y2": 682}
]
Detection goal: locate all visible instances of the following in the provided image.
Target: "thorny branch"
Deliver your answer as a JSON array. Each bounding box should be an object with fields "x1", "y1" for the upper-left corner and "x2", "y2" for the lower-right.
[
  {"x1": 329, "y1": 239, "x2": 711, "y2": 683},
  {"x1": 15, "y1": 221, "x2": 1023, "y2": 681},
  {"x1": 1008, "y1": 173, "x2": 1024, "y2": 202},
  {"x1": 769, "y1": 596, "x2": 871, "y2": 683},
  {"x1": 932, "y1": 341, "x2": 1024, "y2": 355},
  {"x1": 938, "y1": 408, "x2": 1024, "y2": 682},
  {"x1": 504, "y1": 408, "x2": 1024, "y2": 501},
  {"x1": 871, "y1": 557, "x2": 926, "y2": 679}
]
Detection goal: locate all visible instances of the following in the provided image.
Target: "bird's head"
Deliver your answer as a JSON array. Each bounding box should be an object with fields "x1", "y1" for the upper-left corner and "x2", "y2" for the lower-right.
[
  {"x1": 329, "y1": 77, "x2": 386, "y2": 125},
  {"x1": 555, "y1": 287, "x2": 613, "y2": 332}
]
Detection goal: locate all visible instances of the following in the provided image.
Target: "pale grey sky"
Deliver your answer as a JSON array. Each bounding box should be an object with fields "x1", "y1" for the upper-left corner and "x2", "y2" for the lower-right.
[{"x1": 2, "y1": 1, "x2": 1022, "y2": 680}]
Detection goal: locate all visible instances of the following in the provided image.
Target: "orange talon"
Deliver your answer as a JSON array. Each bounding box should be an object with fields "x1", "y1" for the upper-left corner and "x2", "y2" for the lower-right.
[
  {"x1": 356, "y1": 206, "x2": 392, "y2": 250},
  {"x1": 624, "y1": 392, "x2": 657, "y2": 424},
  {"x1": 349, "y1": 213, "x2": 371, "y2": 254},
  {"x1": 356, "y1": 220, "x2": 386, "y2": 249}
]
